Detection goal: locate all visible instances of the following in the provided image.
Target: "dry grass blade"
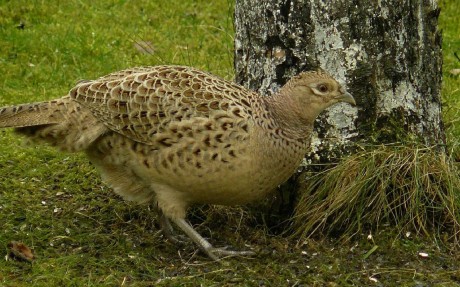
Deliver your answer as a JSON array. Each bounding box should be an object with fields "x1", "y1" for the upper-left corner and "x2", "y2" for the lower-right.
[{"x1": 291, "y1": 144, "x2": 460, "y2": 245}]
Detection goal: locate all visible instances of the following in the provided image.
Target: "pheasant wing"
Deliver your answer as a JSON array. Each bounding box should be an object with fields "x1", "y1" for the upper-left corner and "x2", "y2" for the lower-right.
[{"x1": 70, "y1": 65, "x2": 254, "y2": 145}]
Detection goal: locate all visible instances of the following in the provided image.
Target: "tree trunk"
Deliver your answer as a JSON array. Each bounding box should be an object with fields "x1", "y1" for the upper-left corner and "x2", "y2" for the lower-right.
[{"x1": 234, "y1": 0, "x2": 444, "y2": 165}]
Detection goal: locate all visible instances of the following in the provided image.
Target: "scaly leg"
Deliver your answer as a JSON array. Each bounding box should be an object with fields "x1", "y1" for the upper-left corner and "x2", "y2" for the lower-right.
[
  {"x1": 156, "y1": 208, "x2": 188, "y2": 245},
  {"x1": 171, "y1": 217, "x2": 255, "y2": 260}
]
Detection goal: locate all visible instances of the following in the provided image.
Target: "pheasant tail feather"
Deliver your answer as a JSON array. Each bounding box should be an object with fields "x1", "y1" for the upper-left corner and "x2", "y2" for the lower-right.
[{"x1": 0, "y1": 99, "x2": 66, "y2": 128}]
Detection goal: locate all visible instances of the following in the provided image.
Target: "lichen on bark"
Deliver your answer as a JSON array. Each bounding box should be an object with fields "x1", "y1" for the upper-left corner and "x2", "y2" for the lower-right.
[{"x1": 234, "y1": 0, "x2": 444, "y2": 164}]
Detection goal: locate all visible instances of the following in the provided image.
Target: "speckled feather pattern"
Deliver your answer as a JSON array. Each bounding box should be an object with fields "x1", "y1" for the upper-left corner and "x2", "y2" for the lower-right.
[
  {"x1": 0, "y1": 65, "x2": 350, "y2": 220},
  {"x1": 69, "y1": 65, "x2": 312, "y2": 217}
]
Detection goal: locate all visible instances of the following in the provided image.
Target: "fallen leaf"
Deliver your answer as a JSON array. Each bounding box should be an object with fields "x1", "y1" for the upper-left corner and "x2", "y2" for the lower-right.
[
  {"x1": 418, "y1": 252, "x2": 429, "y2": 258},
  {"x1": 7, "y1": 241, "x2": 34, "y2": 262},
  {"x1": 369, "y1": 276, "x2": 379, "y2": 283}
]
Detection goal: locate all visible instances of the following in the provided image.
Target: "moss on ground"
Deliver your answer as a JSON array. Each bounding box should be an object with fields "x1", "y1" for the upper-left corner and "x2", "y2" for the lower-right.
[{"x1": 1, "y1": 0, "x2": 460, "y2": 286}]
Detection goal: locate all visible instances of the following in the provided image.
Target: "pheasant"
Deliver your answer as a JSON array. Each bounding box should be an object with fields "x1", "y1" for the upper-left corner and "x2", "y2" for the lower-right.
[{"x1": 0, "y1": 65, "x2": 355, "y2": 260}]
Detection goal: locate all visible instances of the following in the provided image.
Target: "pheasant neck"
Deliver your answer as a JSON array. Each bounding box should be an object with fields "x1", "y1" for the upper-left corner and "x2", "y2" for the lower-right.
[{"x1": 263, "y1": 93, "x2": 314, "y2": 141}]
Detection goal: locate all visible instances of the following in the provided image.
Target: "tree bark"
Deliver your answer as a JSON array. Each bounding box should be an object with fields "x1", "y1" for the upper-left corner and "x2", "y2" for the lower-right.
[{"x1": 234, "y1": 0, "x2": 444, "y2": 164}]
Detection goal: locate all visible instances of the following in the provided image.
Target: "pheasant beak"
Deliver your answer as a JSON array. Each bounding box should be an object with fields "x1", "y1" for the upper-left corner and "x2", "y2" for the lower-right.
[{"x1": 337, "y1": 92, "x2": 356, "y2": 106}]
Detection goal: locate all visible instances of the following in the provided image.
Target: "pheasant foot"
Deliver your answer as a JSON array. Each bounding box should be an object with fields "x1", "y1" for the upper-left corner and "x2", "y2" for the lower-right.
[{"x1": 172, "y1": 217, "x2": 255, "y2": 261}]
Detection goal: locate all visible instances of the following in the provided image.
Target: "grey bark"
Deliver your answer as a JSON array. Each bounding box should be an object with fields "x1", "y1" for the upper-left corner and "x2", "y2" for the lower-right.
[{"x1": 234, "y1": 0, "x2": 444, "y2": 164}]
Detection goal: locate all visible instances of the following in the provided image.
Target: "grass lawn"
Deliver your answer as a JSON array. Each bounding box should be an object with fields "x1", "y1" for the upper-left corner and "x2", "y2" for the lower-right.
[{"x1": 1, "y1": 0, "x2": 460, "y2": 286}]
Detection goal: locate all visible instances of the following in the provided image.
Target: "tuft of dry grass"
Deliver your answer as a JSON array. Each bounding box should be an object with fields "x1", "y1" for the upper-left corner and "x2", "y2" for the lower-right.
[{"x1": 291, "y1": 144, "x2": 460, "y2": 245}]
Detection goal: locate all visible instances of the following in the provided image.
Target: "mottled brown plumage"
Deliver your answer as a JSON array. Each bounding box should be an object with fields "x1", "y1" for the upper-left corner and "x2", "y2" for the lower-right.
[{"x1": 0, "y1": 65, "x2": 355, "y2": 260}]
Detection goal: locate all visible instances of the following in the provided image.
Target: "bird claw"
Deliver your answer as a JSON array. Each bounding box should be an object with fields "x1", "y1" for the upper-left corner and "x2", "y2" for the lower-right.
[
  {"x1": 205, "y1": 246, "x2": 256, "y2": 260},
  {"x1": 172, "y1": 218, "x2": 255, "y2": 261},
  {"x1": 164, "y1": 234, "x2": 190, "y2": 246}
]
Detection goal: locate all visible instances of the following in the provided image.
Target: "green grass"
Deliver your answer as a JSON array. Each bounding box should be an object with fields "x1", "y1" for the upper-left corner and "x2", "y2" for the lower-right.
[
  {"x1": 440, "y1": 0, "x2": 460, "y2": 139},
  {"x1": 292, "y1": 144, "x2": 460, "y2": 244},
  {"x1": 0, "y1": 0, "x2": 235, "y2": 105},
  {"x1": 1, "y1": 0, "x2": 460, "y2": 286}
]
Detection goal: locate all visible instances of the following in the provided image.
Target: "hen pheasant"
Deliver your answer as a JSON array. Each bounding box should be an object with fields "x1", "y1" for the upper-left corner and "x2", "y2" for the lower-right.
[{"x1": 0, "y1": 65, "x2": 355, "y2": 260}]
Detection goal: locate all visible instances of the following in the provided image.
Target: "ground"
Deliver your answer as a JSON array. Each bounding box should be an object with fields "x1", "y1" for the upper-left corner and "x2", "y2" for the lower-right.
[{"x1": 0, "y1": 0, "x2": 460, "y2": 286}]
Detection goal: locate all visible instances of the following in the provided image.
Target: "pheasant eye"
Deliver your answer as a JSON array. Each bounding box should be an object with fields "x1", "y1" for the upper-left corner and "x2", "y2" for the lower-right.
[{"x1": 318, "y1": 84, "x2": 328, "y2": 93}]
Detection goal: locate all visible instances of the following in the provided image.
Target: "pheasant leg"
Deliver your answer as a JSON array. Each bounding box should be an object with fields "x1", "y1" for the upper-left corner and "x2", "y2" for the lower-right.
[
  {"x1": 157, "y1": 210, "x2": 189, "y2": 245},
  {"x1": 172, "y1": 217, "x2": 255, "y2": 260}
]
